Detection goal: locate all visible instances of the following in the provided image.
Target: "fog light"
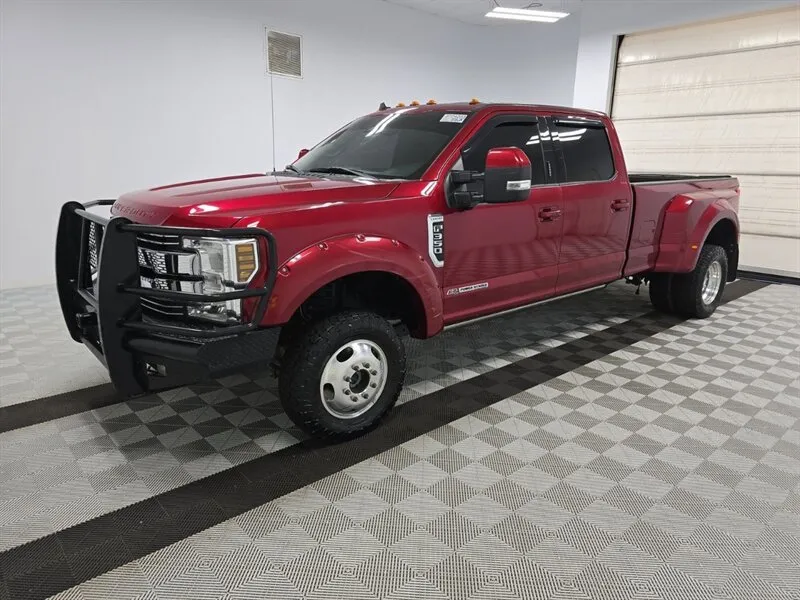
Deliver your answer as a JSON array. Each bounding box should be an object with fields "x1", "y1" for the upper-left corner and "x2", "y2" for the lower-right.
[{"x1": 188, "y1": 300, "x2": 242, "y2": 323}]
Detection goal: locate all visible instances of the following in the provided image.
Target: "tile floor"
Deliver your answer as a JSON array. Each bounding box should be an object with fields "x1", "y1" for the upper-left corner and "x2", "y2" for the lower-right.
[{"x1": 0, "y1": 280, "x2": 798, "y2": 600}]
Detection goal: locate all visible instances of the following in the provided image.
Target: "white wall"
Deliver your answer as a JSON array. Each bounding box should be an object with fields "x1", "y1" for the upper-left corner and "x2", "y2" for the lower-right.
[
  {"x1": 0, "y1": 0, "x2": 580, "y2": 289},
  {"x1": 572, "y1": 0, "x2": 798, "y2": 112}
]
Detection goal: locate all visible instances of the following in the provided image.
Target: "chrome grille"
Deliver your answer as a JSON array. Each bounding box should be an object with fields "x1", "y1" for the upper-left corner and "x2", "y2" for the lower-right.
[
  {"x1": 87, "y1": 221, "x2": 103, "y2": 275},
  {"x1": 136, "y1": 232, "x2": 199, "y2": 319},
  {"x1": 136, "y1": 233, "x2": 197, "y2": 287},
  {"x1": 140, "y1": 296, "x2": 187, "y2": 317}
]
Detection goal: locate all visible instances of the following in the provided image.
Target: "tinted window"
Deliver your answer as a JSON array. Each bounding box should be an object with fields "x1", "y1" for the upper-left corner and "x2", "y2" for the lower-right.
[
  {"x1": 462, "y1": 122, "x2": 547, "y2": 186},
  {"x1": 555, "y1": 122, "x2": 615, "y2": 182},
  {"x1": 293, "y1": 109, "x2": 470, "y2": 180}
]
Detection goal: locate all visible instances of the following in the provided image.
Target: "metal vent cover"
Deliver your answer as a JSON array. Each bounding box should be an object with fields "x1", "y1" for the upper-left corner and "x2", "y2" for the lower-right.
[{"x1": 266, "y1": 30, "x2": 302, "y2": 78}]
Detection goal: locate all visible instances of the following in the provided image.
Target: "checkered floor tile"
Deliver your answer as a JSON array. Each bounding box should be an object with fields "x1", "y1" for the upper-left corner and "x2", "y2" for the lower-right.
[
  {"x1": 0, "y1": 280, "x2": 798, "y2": 600},
  {"x1": 0, "y1": 283, "x2": 651, "y2": 552},
  {"x1": 0, "y1": 285, "x2": 109, "y2": 406}
]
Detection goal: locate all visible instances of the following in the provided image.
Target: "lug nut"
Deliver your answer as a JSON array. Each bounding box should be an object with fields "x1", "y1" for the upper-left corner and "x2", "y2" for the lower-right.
[
  {"x1": 363, "y1": 362, "x2": 370, "y2": 368},
  {"x1": 344, "y1": 376, "x2": 351, "y2": 382},
  {"x1": 370, "y1": 370, "x2": 377, "y2": 376},
  {"x1": 352, "y1": 365, "x2": 359, "y2": 371},
  {"x1": 352, "y1": 397, "x2": 358, "y2": 402},
  {"x1": 343, "y1": 389, "x2": 351, "y2": 395},
  {"x1": 370, "y1": 382, "x2": 377, "y2": 388},
  {"x1": 362, "y1": 393, "x2": 369, "y2": 399}
]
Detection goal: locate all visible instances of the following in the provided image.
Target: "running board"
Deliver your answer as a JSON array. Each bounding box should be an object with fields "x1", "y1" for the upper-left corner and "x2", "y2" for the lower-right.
[{"x1": 443, "y1": 284, "x2": 608, "y2": 331}]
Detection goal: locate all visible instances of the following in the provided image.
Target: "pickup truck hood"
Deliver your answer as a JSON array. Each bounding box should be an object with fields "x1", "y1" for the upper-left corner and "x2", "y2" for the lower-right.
[{"x1": 111, "y1": 172, "x2": 400, "y2": 226}]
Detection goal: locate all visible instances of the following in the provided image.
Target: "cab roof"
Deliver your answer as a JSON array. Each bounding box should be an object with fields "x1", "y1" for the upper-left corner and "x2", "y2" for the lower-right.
[{"x1": 370, "y1": 101, "x2": 608, "y2": 120}]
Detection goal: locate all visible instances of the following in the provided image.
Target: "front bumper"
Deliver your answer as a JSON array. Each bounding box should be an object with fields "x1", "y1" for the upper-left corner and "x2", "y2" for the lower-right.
[{"x1": 55, "y1": 199, "x2": 280, "y2": 396}]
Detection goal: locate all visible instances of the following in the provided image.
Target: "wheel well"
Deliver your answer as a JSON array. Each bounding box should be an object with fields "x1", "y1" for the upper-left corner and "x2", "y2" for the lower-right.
[
  {"x1": 704, "y1": 219, "x2": 738, "y2": 281},
  {"x1": 283, "y1": 271, "x2": 427, "y2": 341}
]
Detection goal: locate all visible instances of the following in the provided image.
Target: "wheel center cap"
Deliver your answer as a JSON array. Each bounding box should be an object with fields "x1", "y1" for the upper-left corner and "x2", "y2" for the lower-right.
[{"x1": 349, "y1": 369, "x2": 370, "y2": 394}]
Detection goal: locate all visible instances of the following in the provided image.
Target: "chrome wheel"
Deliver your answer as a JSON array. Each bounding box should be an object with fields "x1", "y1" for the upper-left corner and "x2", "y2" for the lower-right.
[
  {"x1": 319, "y1": 339, "x2": 388, "y2": 419},
  {"x1": 701, "y1": 260, "x2": 722, "y2": 305}
]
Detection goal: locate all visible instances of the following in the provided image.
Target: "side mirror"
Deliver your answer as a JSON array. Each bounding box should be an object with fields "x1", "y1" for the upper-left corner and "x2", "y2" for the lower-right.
[
  {"x1": 484, "y1": 147, "x2": 532, "y2": 204},
  {"x1": 297, "y1": 148, "x2": 309, "y2": 159}
]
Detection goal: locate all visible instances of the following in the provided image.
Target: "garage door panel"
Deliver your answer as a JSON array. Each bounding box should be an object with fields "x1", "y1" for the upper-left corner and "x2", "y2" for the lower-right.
[
  {"x1": 737, "y1": 175, "x2": 800, "y2": 238},
  {"x1": 739, "y1": 233, "x2": 800, "y2": 275},
  {"x1": 613, "y1": 45, "x2": 800, "y2": 119},
  {"x1": 616, "y1": 112, "x2": 800, "y2": 175},
  {"x1": 618, "y1": 7, "x2": 800, "y2": 64},
  {"x1": 612, "y1": 7, "x2": 799, "y2": 274}
]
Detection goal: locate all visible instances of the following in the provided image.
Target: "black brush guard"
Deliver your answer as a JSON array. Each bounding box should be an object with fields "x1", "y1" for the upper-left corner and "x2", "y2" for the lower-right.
[{"x1": 56, "y1": 199, "x2": 281, "y2": 396}]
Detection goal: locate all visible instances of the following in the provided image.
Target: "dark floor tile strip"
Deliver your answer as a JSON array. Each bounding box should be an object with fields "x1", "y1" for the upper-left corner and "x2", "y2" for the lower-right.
[
  {"x1": 738, "y1": 270, "x2": 800, "y2": 287},
  {"x1": 0, "y1": 384, "x2": 119, "y2": 434},
  {"x1": 0, "y1": 279, "x2": 769, "y2": 599}
]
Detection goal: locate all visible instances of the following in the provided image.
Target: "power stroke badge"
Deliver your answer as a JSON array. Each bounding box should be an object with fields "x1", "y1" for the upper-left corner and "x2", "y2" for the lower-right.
[
  {"x1": 427, "y1": 214, "x2": 444, "y2": 267},
  {"x1": 446, "y1": 282, "x2": 489, "y2": 296}
]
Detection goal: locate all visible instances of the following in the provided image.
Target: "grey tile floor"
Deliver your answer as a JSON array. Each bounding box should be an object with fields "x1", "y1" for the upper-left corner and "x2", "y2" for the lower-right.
[
  {"x1": 0, "y1": 283, "x2": 646, "y2": 552},
  {"x1": 1, "y1": 280, "x2": 799, "y2": 599},
  {"x1": 0, "y1": 285, "x2": 109, "y2": 406}
]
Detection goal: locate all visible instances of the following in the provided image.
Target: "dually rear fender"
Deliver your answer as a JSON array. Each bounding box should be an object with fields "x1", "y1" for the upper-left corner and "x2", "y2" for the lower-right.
[{"x1": 654, "y1": 192, "x2": 740, "y2": 275}]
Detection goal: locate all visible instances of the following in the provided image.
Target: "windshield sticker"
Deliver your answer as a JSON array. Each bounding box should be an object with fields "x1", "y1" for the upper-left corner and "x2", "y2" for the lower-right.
[{"x1": 440, "y1": 113, "x2": 468, "y2": 124}]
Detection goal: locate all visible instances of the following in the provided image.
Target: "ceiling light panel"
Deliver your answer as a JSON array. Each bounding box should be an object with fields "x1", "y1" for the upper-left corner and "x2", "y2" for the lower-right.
[{"x1": 485, "y1": 6, "x2": 570, "y2": 23}]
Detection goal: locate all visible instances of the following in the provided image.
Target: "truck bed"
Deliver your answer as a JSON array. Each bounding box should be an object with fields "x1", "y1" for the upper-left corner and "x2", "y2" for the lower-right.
[{"x1": 624, "y1": 174, "x2": 740, "y2": 277}]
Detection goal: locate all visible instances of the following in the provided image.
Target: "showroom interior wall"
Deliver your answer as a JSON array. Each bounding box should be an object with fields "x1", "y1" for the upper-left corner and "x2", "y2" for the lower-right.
[{"x1": 0, "y1": 0, "x2": 581, "y2": 289}]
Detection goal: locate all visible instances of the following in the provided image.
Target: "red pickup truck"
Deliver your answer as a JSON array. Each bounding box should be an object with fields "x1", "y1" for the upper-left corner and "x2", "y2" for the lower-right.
[{"x1": 56, "y1": 101, "x2": 740, "y2": 438}]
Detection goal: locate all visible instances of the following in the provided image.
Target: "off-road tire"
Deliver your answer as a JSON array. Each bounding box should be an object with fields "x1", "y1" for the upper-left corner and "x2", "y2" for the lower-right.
[
  {"x1": 672, "y1": 244, "x2": 728, "y2": 319},
  {"x1": 278, "y1": 311, "x2": 406, "y2": 438},
  {"x1": 648, "y1": 273, "x2": 675, "y2": 314}
]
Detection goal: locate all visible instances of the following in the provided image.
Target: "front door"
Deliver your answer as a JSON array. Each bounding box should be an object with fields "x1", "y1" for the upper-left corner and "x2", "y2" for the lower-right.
[{"x1": 442, "y1": 115, "x2": 564, "y2": 324}]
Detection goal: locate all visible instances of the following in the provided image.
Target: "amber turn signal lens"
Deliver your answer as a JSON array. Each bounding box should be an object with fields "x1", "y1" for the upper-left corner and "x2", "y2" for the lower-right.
[{"x1": 235, "y1": 243, "x2": 257, "y2": 282}]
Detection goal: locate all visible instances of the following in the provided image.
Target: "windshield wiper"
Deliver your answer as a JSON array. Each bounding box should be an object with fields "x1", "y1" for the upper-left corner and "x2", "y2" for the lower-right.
[
  {"x1": 283, "y1": 164, "x2": 303, "y2": 174},
  {"x1": 307, "y1": 166, "x2": 375, "y2": 178}
]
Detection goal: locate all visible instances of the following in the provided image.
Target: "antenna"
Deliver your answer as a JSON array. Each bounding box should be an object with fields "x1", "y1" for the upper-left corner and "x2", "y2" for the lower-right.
[{"x1": 269, "y1": 73, "x2": 277, "y2": 173}]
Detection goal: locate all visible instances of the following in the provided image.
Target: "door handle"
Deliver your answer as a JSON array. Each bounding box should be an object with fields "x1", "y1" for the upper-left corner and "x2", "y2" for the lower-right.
[
  {"x1": 538, "y1": 207, "x2": 562, "y2": 222},
  {"x1": 612, "y1": 199, "x2": 630, "y2": 211}
]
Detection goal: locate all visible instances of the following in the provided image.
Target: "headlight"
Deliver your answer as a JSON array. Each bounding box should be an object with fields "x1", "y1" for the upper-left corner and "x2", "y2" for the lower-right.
[{"x1": 181, "y1": 237, "x2": 260, "y2": 323}]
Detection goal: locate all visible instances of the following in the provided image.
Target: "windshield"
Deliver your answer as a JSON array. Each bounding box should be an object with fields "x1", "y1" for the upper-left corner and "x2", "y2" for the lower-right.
[{"x1": 292, "y1": 108, "x2": 471, "y2": 180}]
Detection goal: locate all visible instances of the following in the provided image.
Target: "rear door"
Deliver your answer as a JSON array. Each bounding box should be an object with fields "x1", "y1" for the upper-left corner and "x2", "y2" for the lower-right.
[
  {"x1": 442, "y1": 114, "x2": 564, "y2": 323},
  {"x1": 549, "y1": 117, "x2": 633, "y2": 294}
]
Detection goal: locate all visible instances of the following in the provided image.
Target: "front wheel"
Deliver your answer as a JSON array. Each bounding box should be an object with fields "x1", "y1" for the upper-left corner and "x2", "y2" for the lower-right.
[
  {"x1": 672, "y1": 244, "x2": 728, "y2": 318},
  {"x1": 278, "y1": 311, "x2": 406, "y2": 438}
]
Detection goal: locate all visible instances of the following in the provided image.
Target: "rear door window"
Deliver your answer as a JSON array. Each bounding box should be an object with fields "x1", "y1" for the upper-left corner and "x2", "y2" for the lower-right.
[{"x1": 554, "y1": 122, "x2": 615, "y2": 182}]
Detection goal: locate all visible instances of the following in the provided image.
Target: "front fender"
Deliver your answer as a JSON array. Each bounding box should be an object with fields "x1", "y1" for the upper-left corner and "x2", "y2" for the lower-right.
[
  {"x1": 654, "y1": 193, "x2": 739, "y2": 274},
  {"x1": 262, "y1": 234, "x2": 444, "y2": 337}
]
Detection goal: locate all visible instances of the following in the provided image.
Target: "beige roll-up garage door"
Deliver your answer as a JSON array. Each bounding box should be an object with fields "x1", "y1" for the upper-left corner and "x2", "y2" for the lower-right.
[{"x1": 611, "y1": 6, "x2": 800, "y2": 277}]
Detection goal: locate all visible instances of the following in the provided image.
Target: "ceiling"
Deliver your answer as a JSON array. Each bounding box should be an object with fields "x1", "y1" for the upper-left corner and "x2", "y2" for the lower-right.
[{"x1": 382, "y1": 0, "x2": 585, "y2": 26}]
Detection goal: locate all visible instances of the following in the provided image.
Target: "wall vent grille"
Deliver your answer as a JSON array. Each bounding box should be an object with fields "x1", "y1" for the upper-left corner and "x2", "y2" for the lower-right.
[{"x1": 266, "y1": 30, "x2": 302, "y2": 78}]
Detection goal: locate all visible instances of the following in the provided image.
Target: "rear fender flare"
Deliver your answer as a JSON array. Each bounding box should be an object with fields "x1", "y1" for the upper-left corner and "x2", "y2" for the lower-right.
[
  {"x1": 263, "y1": 234, "x2": 443, "y2": 337},
  {"x1": 655, "y1": 194, "x2": 739, "y2": 274}
]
